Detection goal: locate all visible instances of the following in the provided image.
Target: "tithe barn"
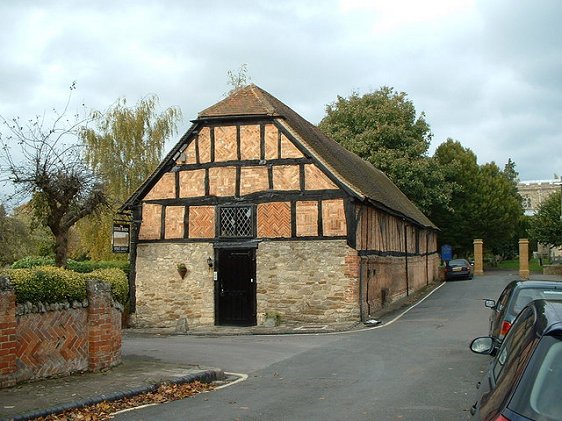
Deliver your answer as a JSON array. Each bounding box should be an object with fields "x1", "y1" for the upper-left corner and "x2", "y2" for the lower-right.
[{"x1": 121, "y1": 84, "x2": 439, "y2": 330}]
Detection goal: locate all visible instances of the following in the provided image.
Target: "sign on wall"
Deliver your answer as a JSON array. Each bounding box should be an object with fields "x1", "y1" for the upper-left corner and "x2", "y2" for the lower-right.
[{"x1": 112, "y1": 223, "x2": 130, "y2": 253}]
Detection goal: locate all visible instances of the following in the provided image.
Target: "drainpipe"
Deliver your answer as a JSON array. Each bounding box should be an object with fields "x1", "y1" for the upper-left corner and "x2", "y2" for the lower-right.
[
  {"x1": 404, "y1": 222, "x2": 409, "y2": 297},
  {"x1": 426, "y1": 233, "x2": 429, "y2": 286},
  {"x1": 359, "y1": 255, "x2": 367, "y2": 322}
]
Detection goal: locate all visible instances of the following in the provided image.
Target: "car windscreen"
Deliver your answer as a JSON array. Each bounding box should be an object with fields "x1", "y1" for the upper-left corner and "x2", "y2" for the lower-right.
[
  {"x1": 509, "y1": 335, "x2": 562, "y2": 421},
  {"x1": 510, "y1": 288, "x2": 562, "y2": 315},
  {"x1": 447, "y1": 259, "x2": 467, "y2": 266}
]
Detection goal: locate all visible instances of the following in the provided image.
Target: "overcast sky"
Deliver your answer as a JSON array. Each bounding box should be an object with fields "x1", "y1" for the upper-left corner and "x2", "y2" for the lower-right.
[{"x1": 1, "y1": 0, "x2": 561, "y2": 202}]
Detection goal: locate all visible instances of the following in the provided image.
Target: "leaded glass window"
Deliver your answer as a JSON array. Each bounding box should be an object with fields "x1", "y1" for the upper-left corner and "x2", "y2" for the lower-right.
[{"x1": 219, "y1": 206, "x2": 254, "y2": 238}]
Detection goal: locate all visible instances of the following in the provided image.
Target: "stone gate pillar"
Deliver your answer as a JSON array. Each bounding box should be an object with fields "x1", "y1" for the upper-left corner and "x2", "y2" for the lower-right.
[
  {"x1": 519, "y1": 239, "x2": 530, "y2": 280},
  {"x1": 473, "y1": 239, "x2": 484, "y2": 276}
]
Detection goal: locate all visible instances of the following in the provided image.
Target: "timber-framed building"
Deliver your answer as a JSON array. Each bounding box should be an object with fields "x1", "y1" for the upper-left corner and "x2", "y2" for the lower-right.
[{"x1": 121, "y1": 85, "x2": 439, "y2": 329}]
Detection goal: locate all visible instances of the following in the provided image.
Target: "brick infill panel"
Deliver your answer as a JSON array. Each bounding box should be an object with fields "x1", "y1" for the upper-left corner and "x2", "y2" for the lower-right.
[{"x1": 0, "y1": 278, "x2": 123, "y2": 388}]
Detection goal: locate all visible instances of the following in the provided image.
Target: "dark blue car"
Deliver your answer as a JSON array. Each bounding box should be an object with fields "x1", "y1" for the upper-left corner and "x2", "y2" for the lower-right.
[{"x1": 469, "y1": 299, "x2": 562, "y2": 420}]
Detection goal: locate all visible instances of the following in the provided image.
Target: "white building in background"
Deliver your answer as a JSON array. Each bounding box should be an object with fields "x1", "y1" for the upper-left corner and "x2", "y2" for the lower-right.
[{"x1": 517, "y1": 175, "x2": 562, "y2": 259}]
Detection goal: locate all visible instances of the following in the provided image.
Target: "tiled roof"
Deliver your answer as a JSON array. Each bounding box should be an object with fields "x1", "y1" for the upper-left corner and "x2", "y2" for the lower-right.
[{"x1": 199, "y1": 85, "x2": 278, "y2": 118}]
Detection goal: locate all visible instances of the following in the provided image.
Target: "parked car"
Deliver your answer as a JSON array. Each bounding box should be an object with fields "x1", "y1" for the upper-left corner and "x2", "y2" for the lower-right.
[
  {"x1": 444, "y1": 258, "x2": 473, "y2": 280},
  {"x1": 484, "y1": 280, "x2": 562, "y2": 346},
  {"x1": 469, "y1": 299, "x2": 562, "y2": 420}
]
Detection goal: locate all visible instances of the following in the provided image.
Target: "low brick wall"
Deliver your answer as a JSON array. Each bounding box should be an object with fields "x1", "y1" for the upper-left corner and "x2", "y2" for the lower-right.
[{"x1": 0, "y1": 278, "x2": 122, "y2": 388}]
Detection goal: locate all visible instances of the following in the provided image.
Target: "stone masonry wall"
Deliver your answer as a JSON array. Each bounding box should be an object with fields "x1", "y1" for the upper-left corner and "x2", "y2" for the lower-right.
[
  {"x1": 256, "y1": 240, "x2": 360, "y2": 323},
  {"x1": 132, "y1": 241, "x2": 360, "y2": 328},
  {"x1": 0, "y1": 279, "x2": 122, "y2": 388},
  {"x1": 132, "y1": 243, "x2": 215, "y2": 330}
]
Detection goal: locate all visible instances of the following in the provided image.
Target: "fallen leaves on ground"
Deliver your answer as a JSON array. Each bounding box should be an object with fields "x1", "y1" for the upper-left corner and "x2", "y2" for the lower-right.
[{"x1": 32, "y1": 381, "x2": 214, "y2": 421}]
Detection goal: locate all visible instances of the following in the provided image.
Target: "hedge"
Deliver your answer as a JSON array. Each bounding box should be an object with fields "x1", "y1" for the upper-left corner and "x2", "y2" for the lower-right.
[
  {"x1": 11, "y1": 256, "x2": 130, "y2": 276},
  {"x1": 1, "y1": 266, "x2": 129, "y2": 305}
]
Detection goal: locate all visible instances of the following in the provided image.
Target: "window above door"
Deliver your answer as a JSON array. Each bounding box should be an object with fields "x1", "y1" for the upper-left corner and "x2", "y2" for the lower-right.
[{"x1": 219, "y1": 206, "x2": 255, "y2": 238}]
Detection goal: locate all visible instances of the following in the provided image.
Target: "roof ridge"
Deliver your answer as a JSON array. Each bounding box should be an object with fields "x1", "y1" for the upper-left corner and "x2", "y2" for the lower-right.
[{"x1": 198, "y1": 84, "x2": 278, "y2": 118}]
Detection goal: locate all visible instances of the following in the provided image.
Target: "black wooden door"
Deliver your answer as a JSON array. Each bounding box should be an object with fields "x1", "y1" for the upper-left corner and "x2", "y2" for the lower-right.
[{"x1": 216, "y1": 248, "x2": 256, "y2": 326}]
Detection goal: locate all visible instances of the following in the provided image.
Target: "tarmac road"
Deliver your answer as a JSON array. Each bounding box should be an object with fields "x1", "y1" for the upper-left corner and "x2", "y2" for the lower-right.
[{"x1": 115, "y1": 271, "x2": 526, "y2": 421}]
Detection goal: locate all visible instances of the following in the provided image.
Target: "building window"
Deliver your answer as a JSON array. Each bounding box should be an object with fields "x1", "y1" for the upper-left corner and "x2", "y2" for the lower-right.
[
  {"x1": 522, "y1": 195, "x2": 532, "y2": 209},
  {"x1": 219, "y1": 206, "x2": 254, "y2": 238}
]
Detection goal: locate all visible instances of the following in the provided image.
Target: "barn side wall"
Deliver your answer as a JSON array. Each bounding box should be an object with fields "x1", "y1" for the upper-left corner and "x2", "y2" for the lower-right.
[{"x1": 131, "y1": 240, "x2": 361, "y2": 329}]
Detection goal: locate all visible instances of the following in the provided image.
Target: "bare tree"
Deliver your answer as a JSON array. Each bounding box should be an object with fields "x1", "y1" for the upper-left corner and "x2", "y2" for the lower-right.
[
  {"x1": 226, "y1": 64, "x2": 251, "y2": 95},
  {"x1": 0, "y1": 82, "x2": 107, "y2": 267}
]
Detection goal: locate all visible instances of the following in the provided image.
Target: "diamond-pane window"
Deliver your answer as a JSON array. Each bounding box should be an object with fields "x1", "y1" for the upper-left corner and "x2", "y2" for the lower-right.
[{"x1": 219, "y1": 206, "x2": 254, "y2": 238}]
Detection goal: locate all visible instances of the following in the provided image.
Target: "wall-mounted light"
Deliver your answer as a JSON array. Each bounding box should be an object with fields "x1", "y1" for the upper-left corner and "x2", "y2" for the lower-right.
[{"x1": 207, "y1": 257, "x2": 214, "y2": 268}]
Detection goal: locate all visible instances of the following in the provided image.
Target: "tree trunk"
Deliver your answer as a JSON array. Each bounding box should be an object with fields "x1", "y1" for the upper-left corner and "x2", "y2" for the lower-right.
[{"x1": 54, "y1": 230, "x2": 69, "y2": 268}]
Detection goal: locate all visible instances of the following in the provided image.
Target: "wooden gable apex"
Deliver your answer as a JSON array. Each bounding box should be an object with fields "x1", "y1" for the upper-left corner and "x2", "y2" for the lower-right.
[
  {"x1": 121, "y1": 86, "x2": 354, "y2": 210},
  {"x1": 121, "y1": 85, "x2": 436, "y2": 230}
]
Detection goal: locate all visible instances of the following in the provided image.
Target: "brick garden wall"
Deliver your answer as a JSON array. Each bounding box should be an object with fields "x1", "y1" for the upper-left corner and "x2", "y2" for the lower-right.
[{"x1": 0, "y1": 278, "x2": 122, "y2": 388}]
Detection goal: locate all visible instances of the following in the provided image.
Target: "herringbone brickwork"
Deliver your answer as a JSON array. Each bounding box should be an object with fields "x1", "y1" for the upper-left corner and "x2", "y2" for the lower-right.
[
  {"x1": 0, "y1": 279, "x2": 122, "y2": 388},
  {"x1": 189, "y1": 206, "x2": 215, "y2": 238},
  {"x1": 209, "y1": 166, "x2": 237, "y2": 197},
  {"x1": 16, "y1": 310, "x2": 88, "y2": 381},
  {"x1": 257, "y1": 202, "x2": 291, "y2": 238},
  {"x1": 280, "y1": 133, "x2": 302, "y2": 158}
]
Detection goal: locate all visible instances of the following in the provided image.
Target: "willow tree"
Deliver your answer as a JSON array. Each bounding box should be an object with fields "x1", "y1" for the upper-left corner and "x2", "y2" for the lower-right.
[{"x1": 78, "y1": 95, "x2": 182, "y2": 259}]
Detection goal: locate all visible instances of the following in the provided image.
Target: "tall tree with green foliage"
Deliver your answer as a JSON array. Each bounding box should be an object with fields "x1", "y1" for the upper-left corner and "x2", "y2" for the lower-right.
[
  {"x1": 529, "y1": 191, "x2": 562, "y2": 248},
  {"x1": 78, "y1": 95, "x2": 182, "y2": 259},
  {"x1": 431, "y1": 139, "x2": 480, "y2": 254},
  {"x1": 431, "y1": 139, "x2": 523, "y2": 256},
  {"x1": 318, "y1": 86, "x2": 449, "y2": 214},
  {"x1": 472, "y1": 162, "x2": 523, "y2": 254}
]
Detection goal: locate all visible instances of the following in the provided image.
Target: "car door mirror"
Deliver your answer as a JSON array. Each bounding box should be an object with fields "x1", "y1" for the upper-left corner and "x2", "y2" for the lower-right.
[
  {"x1": 484, "y1": 299, "x2": 496, "y2": 309},
  {"x1": 470, "y1": 337, "x2": 495, "y2": 354}
]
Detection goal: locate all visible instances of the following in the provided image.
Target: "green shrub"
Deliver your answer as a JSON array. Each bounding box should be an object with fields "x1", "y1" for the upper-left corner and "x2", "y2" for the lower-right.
[
  {"x1": 11, "y1": 256, "x2": 130, "y2": 276},
  {"x1": 11, "y1": 256, "x2": 55, "y2": 269},
  {"x1": 7, "y1": 266, "x2": 86, "y2": 303},
  {"x1": 1, "y1": 266, "x2": 128, "y2": 305}
]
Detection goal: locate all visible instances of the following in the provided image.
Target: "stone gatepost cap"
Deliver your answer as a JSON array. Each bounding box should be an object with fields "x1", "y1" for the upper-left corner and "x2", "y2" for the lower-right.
[
  {"x1": 0, "y1": 276, "x2": 13, "y2": 291},
  {"x1": 85, "y1": 279, "x2": 112, "y2": 293}
]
